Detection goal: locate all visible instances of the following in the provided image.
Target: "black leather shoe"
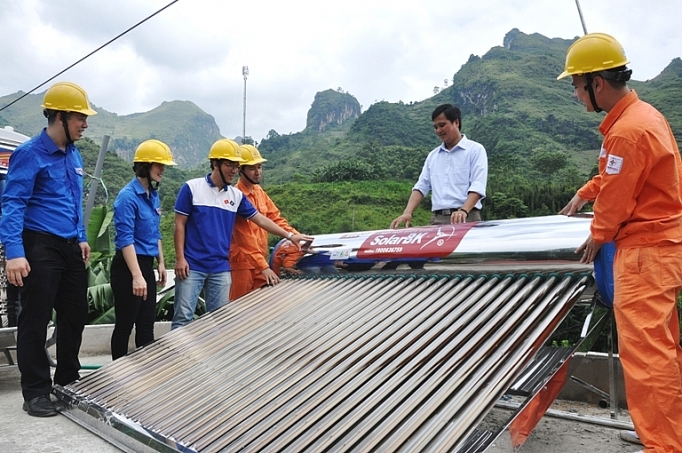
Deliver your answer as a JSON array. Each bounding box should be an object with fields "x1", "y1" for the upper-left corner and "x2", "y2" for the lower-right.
[{"x1": 22, "y1": 395, "x2": 58, "y2": 417}]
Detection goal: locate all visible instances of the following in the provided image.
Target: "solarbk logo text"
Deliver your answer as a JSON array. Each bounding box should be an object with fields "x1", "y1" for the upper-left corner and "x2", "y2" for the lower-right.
[
  {"x1": 357, "y1": 224, "x2": 476, "y2": 259},
  {"x1": 369, "y1": 233, "x2": 428, "y2": 246}
]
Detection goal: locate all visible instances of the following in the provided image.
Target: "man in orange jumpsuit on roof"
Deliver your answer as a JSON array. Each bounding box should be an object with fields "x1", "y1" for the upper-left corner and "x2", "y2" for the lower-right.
[
  {"x1": 229, "y1": 144, "x2": 303, "y2": 300},
  {"x1": 558, "y1": 33, "x2": 682, "y2": 452}
]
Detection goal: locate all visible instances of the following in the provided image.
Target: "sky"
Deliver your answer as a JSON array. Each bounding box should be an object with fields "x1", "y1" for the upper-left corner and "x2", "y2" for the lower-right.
[{"x1": 1, "y1": 0, "x2": 681, "y2": 143}]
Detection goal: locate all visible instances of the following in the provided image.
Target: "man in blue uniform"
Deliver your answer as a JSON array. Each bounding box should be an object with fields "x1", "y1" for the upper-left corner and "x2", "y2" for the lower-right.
[{"x1": 0, "y1": 81, "x2": 96, "y2": 417}]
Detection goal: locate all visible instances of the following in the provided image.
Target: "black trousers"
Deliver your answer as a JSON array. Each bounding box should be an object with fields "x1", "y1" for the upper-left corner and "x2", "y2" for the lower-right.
[
  {"x1": 110, "y1": 251, "x2": 156, "y2": 360},
  {"x1": 17, "y1": 230, "x2": 88, "y2": 401}
]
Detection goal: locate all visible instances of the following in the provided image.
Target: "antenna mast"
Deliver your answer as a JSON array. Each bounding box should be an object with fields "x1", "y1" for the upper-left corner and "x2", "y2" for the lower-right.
[
  {"x1": 242, "y1": 65, "x2": 249, "y2": 143},
  {"x1": 574, "y1": 0, "x2": 588, "y2": 35}
]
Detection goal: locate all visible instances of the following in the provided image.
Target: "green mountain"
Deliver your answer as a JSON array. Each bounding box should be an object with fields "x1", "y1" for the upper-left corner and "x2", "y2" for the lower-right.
[
  {"x1": 105, "y1": 101, "x2": 222, "y2": 167},
  {"x1": 305, "y1": 89, "x2": 361, "y2": 133},
  {"x1": 257, "y1": 89, "x2": 361, "y2": 181},
  {"x1": 262, "y1": 29, "x2": 681, "y2": 184},
  {"x1": 632, "y1": 56, "x2": 682, "y2": 144},
  {"x1": 263, "y1": 29, "x2": 602, "y2": 177},
  {"x1": 0, "y1": 94, "x2": 222, "y2": 167}
]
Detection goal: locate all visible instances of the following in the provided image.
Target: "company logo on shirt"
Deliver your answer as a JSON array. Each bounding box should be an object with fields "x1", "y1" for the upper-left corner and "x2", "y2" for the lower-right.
[
  {"x1": 606, "y1": 154, "x2": 624, "y2": 175},
  {"x1": 75, "y1": 167, "x2": 83, "y2": 175},
  {"x1": 223, "y1": 199, "x2": 235, "y2": 206}
]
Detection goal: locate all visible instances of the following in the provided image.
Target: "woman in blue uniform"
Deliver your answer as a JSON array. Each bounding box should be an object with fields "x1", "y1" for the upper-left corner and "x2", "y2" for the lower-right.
[{"x1": 110, "y1": 140, "x2": 176, "y2": 359}]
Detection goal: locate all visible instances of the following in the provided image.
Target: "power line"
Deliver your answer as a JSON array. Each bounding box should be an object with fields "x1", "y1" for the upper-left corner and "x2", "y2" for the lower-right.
[{"x1": 0, "y1": 0, "x2": 181, "y2": 113}]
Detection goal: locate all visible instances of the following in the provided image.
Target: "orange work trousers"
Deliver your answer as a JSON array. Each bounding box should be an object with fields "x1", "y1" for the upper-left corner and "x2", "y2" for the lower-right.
[
  {"x1": 614, "y1": 245, "x2": 682, "y2": 453},
  {"x1": 230, "y1": 268, "x2": 267, "y2": 301}
]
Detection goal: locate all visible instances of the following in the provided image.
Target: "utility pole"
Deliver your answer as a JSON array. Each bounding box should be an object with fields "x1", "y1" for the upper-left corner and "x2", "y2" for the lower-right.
[
  {"x1": 84, "y1": 134, "x2": 110, "y2": 227},
  {"x1": 242, "y1": 65, "x2": 249, "y2": 143}
]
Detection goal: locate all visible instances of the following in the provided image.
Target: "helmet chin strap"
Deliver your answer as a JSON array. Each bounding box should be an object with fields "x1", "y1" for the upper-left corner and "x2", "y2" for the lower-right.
[
  {"x1": 584, "y1": 73, "x2": 603, "y2": 113},
  {"x1": 240, "y1": 168, "x2": 260, "y2": 185},
  {"x1": 217, "y1": 161, "x2": 231, "y2": 188},
  {"x1": 148, "y1": 174, "x2": 159, "y2": 191},
  {"x1": 135, "y1": 163, "x2": 159, "y2": 192},
  {"x1": 60, "y1": 112, "x2": 74, "y2": 145}
]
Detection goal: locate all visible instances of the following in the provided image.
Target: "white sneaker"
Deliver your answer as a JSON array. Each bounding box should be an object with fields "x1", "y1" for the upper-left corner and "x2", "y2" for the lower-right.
[{"x1": 620, "y1": 430, "x2": 643, "y2": 445}]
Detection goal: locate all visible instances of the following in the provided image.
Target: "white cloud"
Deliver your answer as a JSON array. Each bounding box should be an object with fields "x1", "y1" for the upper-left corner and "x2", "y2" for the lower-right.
[{"x1": 1, "y1": 0, "x2": 680, "y2": 143}]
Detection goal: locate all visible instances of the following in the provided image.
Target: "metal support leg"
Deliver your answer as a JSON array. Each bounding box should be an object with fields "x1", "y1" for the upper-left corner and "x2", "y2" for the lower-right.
[
  {"x1": 3, "y1": 345, "x2": 15, "y2": 365},
  {"x1": 572, "y1": 309, "x2": 619, "y2": 418},
  {"x1": 607, "y1": 310, "x2": 618, "y2": 419},
  {"x1": 46, "y1": 323, "x2": 57, "y2": 367},
  {"x1": 6, "y1": 284, "x2": 19, "y2": 327},
  {"x1": 569, "y1": 376, "x2": 610, "y2": 403}
]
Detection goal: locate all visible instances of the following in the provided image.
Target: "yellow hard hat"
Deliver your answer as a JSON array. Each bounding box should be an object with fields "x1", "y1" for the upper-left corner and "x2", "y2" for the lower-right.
[
  {"x1": 133, "y1": 140, "x2": 177, "y2": 166},
  {"x1": 41, "y1": 81, "x2": 97, "y2": 116},
  {"x1": 208, "y1": 138, "x2": 244, "y2": 162},
  {"x1": 239, "y1": 144, "x2": 267, "y2": 166},
  {"x1": 557, "y1": 33, "x2": 630, "y2": 80}
]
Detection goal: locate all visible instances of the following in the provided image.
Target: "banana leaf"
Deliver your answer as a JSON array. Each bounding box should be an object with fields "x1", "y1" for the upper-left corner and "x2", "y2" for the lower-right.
[
  {"x1": 92, "y1": 266, "x2": 110, "y2": 286},
  {"x1": 87, "y1": 283, "x2": 114, "y2": 318},
  {"x1": 89, "y1": 251, "x2": 103, "y2": 265},
  {"x1": 90, "y1": 307, "x2": 116, "y2": 325},
  {"x1": 87, "y1": 259, "x2": 111, "y2": 287},
  {"x1": 156, "y1": 287, "x2": 175, "y2": 321},
  {"x1": 86, "y1": 205, "x2": 113, "y2": 256}
]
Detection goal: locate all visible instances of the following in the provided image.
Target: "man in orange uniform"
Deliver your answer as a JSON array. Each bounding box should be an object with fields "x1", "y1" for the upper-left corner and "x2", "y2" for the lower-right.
[
  {"x1": 559, "y1": 33, "x2": 682, "y2": 453},
  {"x1": 270, "y1": 239, "x2": 304, "y2": 276},
  {"x1": 229, "y1": 144, "x2": 302, "y2": 300}
]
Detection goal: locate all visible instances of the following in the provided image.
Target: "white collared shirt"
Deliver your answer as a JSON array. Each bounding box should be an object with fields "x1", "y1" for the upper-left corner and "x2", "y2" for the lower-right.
[{"x1": 412, "y1": 135, "x2": 488, "y2": 211}]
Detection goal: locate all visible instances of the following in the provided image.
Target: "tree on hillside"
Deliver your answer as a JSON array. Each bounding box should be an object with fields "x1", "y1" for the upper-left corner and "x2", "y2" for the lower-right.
[{"x1": 531, "y1": 150, "x2": 569, "y2": 174}]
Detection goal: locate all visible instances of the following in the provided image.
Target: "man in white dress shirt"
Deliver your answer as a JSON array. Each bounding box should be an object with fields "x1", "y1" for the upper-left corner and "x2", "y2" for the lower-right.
[{"x1": 391, "y1": 104, "x2": 488, "y2": 228}]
